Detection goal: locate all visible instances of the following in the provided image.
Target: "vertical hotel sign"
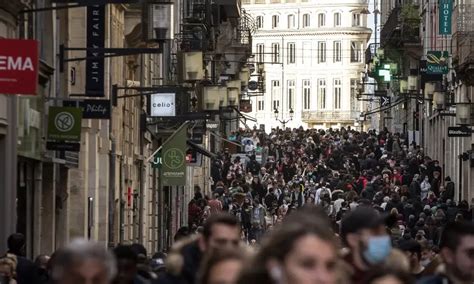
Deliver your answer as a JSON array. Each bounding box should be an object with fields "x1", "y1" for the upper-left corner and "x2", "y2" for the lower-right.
[
  {"x1": 439, "y1": 0, "x2": 452, "y2": 35},
  {"x1": 86, "y1": 5, "x2": 105, "y2": 97}
]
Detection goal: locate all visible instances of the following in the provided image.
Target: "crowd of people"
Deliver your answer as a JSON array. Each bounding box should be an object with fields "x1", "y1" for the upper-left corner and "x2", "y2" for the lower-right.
[{"x1": 1, "y1": 127, "x2": 473, "y2": 284}]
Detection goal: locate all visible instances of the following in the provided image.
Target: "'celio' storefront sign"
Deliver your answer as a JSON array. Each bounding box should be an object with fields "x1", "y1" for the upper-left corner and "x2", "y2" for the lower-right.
[{"x1": 0, "y1": 39, "x2": 39, "y2": 95}]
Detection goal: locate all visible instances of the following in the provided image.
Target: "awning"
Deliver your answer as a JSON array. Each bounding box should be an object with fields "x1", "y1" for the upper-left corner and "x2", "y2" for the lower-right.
[{"x1": 187, "y1": 140, "x2": 217, "y2": 159}]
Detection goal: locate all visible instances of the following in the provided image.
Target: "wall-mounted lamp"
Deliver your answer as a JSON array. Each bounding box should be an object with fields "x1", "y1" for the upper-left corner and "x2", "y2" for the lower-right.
[
  {"x1": 433, "y1": 91, "x2": 445, "y2": 110},
  {"x1": 456, "y1": 103, "x2": 472, "y2": 126}
]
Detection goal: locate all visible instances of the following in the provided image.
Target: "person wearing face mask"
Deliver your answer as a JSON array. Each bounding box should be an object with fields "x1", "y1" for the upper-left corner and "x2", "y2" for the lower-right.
[
  {"x1": 340, "y1": 206, "x2": 393, "y2": 284},
  {"x1": 420, "y1": 176, "x2": 431, "y2": 201}
]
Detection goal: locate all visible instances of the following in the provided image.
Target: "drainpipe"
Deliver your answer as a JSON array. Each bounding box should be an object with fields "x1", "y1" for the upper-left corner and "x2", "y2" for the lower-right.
[{"x1": 138, "y1": 54, "x2": 145, "y2": 243}]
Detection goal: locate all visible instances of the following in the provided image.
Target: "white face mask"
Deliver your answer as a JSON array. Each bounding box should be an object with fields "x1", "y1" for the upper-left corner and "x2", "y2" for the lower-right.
[{"x1": 420, "y1": 258, "x2": 431, "y2": 267}]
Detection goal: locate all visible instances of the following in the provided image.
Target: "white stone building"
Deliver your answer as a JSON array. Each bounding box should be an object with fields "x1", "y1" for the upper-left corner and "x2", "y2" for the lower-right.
[{"x1": 243, "y1": 0, "x2": 372, "y2": 131}]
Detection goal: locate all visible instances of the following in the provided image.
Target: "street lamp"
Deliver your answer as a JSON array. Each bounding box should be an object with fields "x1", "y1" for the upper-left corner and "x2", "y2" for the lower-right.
[
  {"x1": 274, "y1": 108, "x2": 294, "y2": 128},
  {"x1": 456, "y1": 103, "x2": 472, "y2": 126},
  {"x1": 433, "y1": 91, "x2": 445, "y2": 110}
]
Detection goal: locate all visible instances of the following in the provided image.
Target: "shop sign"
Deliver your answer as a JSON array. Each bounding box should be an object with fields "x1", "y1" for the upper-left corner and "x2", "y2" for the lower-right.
[
  {"x1": 248, "y1": 80, "x2": 259, "y2": 91},
  {"x1": 447, "y1": 126, "x2": 471, "y2": 137},
  {"x1": 161, "y1": 125, "x2": 187, "y2": 186},
  {"x1": 64, "y1": 99, "x2": 111, "y2": 119},
  {"x1": 439, "y1": 0, "x2": 452, "y2": 35},
  {"x1": 47, "y1": 106, "x2": 83, "y2": 141},
  {"x1": 0, "y1": 39, "x2": 39, "y2": 95},
  {"x1": 427, "y1": 51, "x2": 449, "y2": 74},
  {"x1": 151, "y1": 152, "x2": 162, "y2": 169},
  {"x1": 86, "y1": 5, "x2": 105, "y2": 97},
  {"x1": 206, "y1": 120, "x2": 219, "y2": 130},
  {"x1": 150, "y1": 93, "x2": 176, "y2": 117},
  {"x1": 46, "y1": 141, "x2": 81, "y2": 152}
]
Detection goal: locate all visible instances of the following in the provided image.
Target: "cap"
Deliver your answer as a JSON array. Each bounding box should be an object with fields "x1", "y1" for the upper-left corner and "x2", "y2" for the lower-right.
[{"x1": 340, "y1": 207, "x2": 389, "y2": 241}]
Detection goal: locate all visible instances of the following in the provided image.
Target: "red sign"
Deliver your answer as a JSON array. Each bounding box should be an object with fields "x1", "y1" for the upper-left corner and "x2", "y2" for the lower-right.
[{"x1": 0, "y1": 39, "x2": 39, "y2": 95}]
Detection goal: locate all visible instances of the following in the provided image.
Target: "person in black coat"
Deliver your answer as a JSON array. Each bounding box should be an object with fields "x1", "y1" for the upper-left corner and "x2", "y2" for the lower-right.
[
  {"x1": 6, "y1": 233, "x2": 40, "y2": 284},
  {"x1": 443, "y1": 176, "x2": 455, "y2": 201}
]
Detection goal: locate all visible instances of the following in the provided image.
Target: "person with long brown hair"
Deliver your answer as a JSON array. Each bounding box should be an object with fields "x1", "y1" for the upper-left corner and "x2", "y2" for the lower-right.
[{"x1": 237, "y1": 206, "x2": 338, "y2": 284}]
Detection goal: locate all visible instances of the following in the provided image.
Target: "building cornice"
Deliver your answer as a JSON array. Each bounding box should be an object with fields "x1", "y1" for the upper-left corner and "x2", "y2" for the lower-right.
[{"x1": 253, "y1": 29, "x2": 372, "y2": 37}]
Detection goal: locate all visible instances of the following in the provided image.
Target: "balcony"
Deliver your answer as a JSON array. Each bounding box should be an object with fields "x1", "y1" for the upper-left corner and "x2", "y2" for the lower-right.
[
  {"x1": 301, "y1": 111, "x2": 359, "y2": 123},
  {"x1": 380, "y1": 5, "x2": 421, "y2": 48}
]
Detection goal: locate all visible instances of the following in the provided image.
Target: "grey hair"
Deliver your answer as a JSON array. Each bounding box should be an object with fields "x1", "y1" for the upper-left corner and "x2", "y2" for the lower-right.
[{"x1": 51, "y1": 238, "x2": 117, "y2": 282}]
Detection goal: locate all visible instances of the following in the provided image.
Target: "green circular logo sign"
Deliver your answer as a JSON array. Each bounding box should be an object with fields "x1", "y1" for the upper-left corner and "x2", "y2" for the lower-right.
[
  {"x1": 163, "y1": 148, "x2": 185, "y2": 169},
  {"x1": 54, "y1": 111, "x2": 75, "y2": 132}
]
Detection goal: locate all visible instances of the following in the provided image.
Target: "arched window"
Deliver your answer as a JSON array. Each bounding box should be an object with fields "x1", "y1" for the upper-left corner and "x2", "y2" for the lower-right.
[
  {"x1": 302, "y1": 13, "x2": 310, "y2": 28},
  {"x1": 334, "y1": 12, "x2": 341, "y2": 26},
  {"x1": 318, "y1": 13, "x2": 326, "y2": 27}
]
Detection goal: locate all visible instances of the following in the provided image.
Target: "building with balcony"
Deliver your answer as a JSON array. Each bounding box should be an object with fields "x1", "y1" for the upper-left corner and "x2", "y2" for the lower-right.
[{"x1": 243, "y1": 0, "x2": 371, "y2": 130}]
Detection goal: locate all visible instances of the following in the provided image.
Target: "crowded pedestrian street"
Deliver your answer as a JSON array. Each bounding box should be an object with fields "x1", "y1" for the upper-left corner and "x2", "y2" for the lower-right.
[
  {"x1": 1, "y1": 0, "x2": 474, "y2": 283},
  {"x1": 1, "y1": 127, "x2": 474, "y2": 284}
]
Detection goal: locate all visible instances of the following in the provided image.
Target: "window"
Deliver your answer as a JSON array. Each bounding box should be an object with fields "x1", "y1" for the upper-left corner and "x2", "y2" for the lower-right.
[
  {"x1": 352, "y1": 13, "x2": 361, "y2": 26},
  {"x1": 334, "y1": 12, "x2": 341, "y2": 26},
  {"x1": 256, "y1": 16, "x2": 264, "y2": 29},
  {"x1": 272, "y1": 15, "x2": 279, "y2": 28},
  {"x1": 288, "y1": 14, "x2": 295, "y2": 28},
  {"x1": 272, "y1": 80, "x2": 280, "y2": 110},
  {"x1": 302, "y1": 14, "x2": 310, "y2": 27},
  {"x1": 333, "y1": 41, "x2": 341, "y2": 62},
  {"x1": 273, "y1": 100, "x2": 280, "y2": 110},
  {"x1": 258, "y1": 100, "x2": 265, "y2": 111},
  {"x1": 317, "y1": 41, "x2": 326, "y2": 63},
  {"x1": 303, "y1": 80, "x2": 311, "y2": 110},
  {"x1": 287, "y1": 80, "x2": 295, "y2": 109},
  {"x1": 318, "y1": 13, "x2": 325, "y2": 27},
  {"x1": 334, "y1": 79, "x2": 341, "y2": 109},
  {"x1": 256, "y1": 43, "x2": 264, "y2": 63},
  {"x1": 318, "y1": 79, "x2": 326, "y2": 109},
  {"x1": 350, "y1": 41, "x2": 362, "y2": 62},
  {"x1": 271, "y1": 43, "x2": 280, "y2": 63},
  {"x1": 287, "y1": 42, "x2": 296, "y2": 64},
  {"x1": 302, "y1": 42, "x2": 311, "y2": 65},
  {"x1": 350, "y1": 79, "x2": 359, "y2": 111}
]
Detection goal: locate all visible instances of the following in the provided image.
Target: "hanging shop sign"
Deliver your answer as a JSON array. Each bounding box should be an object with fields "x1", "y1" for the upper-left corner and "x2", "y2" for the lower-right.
[
  {"x1": 161, "y1": 125, "x2": 187, "y2": 186},
  {"x1": 64, "y1": 99, "x2": 111, "y2": 119},
  {"x1": 447, "y1": 126, "x2": 472, "y2": 137},
  {"x1": 86, "y1": 5, "x2": 105, "y2": 97},
  {"x1": 46, "y1": 141, "x2": 81, "y2": 152},
  {"x1": 149, "y1": 93, "x2": 176, "y2": 117},
  {"x1": 427, "y1": 51, "x2": 449, "y2": 74},
  {"x1": 206, "y1": 120, "x2": 219, "y2": 131},
  {"x1": 0, "y1": 39, "x2": 39, "y2": 95},
  {"x1": 240, "y1": 99, "x2": 252, "y2": 113},
  {"x1": 151, "y1": 151, "x2": 162, "y2": 169},
  {"x1": 439, "y1": 0, "x2": 452, "y2": 35},
  {"x1": 380, "y1": 96, "x2": 391, "y2": 107},
  {"x1": 47, "y1": 106, "x2": 83, "y2": 141}
]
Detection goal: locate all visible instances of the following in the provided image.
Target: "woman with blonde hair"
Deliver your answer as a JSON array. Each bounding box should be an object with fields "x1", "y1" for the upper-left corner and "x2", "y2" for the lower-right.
[{"x1": 0, "y1": 253, "x2": 18, "y2": 284}]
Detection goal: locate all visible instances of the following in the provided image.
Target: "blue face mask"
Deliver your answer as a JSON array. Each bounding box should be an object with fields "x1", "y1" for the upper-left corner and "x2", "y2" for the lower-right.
[{"x1": 362, "y1": 235, "x2": 392, "y2": 265}]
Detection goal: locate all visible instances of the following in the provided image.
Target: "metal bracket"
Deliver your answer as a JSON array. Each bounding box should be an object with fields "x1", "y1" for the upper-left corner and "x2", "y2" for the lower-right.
[{"x1": 59, "y1": 44, "x2": 162, "y2": 72}]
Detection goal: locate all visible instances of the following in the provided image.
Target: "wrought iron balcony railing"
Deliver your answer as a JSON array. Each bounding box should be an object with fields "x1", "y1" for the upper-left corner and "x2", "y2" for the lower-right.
[{"x1": 302, "y1": 111, "x2": 360, "y2": 122}]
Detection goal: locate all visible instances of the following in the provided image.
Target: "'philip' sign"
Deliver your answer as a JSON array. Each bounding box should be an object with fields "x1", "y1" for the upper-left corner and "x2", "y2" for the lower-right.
[
  {"x1": 150, "y1": 93, "x2": 176, "y2": 117},
  {"x1": 0, "y1": 39, "x2": 39, "y2": 95}
]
